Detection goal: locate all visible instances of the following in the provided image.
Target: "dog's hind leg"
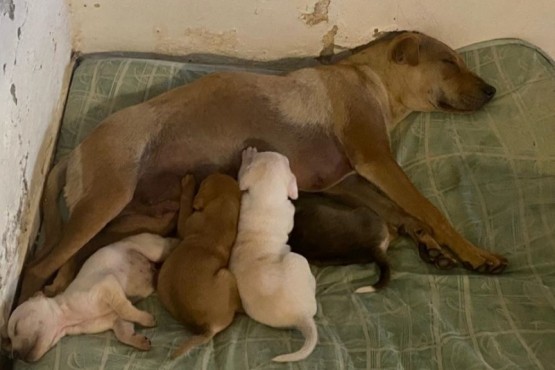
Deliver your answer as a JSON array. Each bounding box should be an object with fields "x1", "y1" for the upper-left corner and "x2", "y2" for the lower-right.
[
  {"x1": 34, "y1": 157, "x2": 69, "y2": 262},
  {"x1": 100, "y1": 276, "x2": 156, "y2": 328},
  {"x1": 113, "y1": 319, "x2": 152, "y2": 351},
  {"x1": 19, "y1": 174, "x2": 137, "y2": 303}
]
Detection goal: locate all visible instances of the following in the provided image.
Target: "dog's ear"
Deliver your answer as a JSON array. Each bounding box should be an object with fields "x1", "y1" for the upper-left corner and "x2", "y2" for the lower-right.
[
  {"x1": 241, "y1": 147, "x2": 258, "y2": 168},
  {"x1": 192, "y1": 196, "x2": 204, "y2": 211},
  {"x1": 390, "y1": 34, "x2": 420, "y2": 66},
  {"x1": 287, "y1": 174, "x2": 298, "y2": 200},
  {"x1": 239, "y1": 167, "x2": 255, "y2": 192}
]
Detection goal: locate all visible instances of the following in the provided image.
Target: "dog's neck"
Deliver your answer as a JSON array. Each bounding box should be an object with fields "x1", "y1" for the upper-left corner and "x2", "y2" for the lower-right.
[
  {"x1": 52, "y1": 295, "x2": 90, "y2": 336},
  {"x1": 37, "y1": 297, "x2": 67, "y2": 345},
  {"x1": 339, "y1": 44, "x2": 414, "y2": 128}
]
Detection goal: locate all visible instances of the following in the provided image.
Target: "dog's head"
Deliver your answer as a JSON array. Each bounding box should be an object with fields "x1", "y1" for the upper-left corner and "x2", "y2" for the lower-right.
[
  {"x1": 193, "y1": 173, "x2": 241, "y2": 211},
  {"x1": 390, "y1": 31, "x2": 496, "y2": 113},
  {"x1": 238, "y1": 147, "x2": 298, "y2": 201},
  {"x1": 349, "y1": 31, "x2": 496, "y2": 114},
  {"x1": 4, "y1": 293, "x2": 59, "y2": 362}
]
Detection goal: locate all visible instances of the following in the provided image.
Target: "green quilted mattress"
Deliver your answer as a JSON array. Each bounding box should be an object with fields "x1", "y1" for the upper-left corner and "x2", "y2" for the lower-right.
[{"x1": 14, "y1": 39, "x2": 555, "y2": 370}]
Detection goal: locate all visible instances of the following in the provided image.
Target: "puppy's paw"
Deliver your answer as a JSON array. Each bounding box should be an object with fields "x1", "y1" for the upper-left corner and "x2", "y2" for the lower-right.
[
  {"x1": 131, "y1": 334, "x2": 152, "y2": 351},
  {"x1": 242, "y1": 147, "x2": 258, "y2": 164},
  {"x1": 138, "y1": 312, "x2": 156, "y2": 328},
  {"x1": 355, "y1": 285, "x2": 376, "y2": 294}
]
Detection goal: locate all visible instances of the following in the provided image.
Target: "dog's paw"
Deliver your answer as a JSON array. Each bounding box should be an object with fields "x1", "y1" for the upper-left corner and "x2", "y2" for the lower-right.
[
  {"x1": 417, "y1": 243, "x2": 458, "y2": 270},
  {"x1": 242, "y1": 147, "x2": 258, "y2": 164},
  {"x1": 461, "y1": 251, "x2": 508, "y2": 274},
  {"x1": 138, "y1": 312, "x2": 156, "y2": 328},
  {"x1": 131, "y1": 334, "x2": 152, "y2": 351},
  {"x1": 355, "y1": 285, "x2": 376, "y2": 294}
]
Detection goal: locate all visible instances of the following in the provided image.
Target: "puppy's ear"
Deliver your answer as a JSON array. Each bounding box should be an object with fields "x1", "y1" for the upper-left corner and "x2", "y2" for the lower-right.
[
  {"x1": 241, "y1": 147, "x2": 258, "y2": 168},
  {"x1": 192, "y1": 196, "x2": 204, "y2": 211},
  {"x1": 287, "y1": 174, "x2": 298, "y2": 200},
  {"x1": 390, "y1": 34, "x2": 420, "y2": 66},
  {"x1": 239, "y1": 167, "x2": 255, "y2": 192}
]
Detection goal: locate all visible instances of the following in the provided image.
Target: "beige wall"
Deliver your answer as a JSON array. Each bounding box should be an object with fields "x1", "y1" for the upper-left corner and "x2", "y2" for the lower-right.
[
  {"x1": 69, "y1": 0, "x2": 555, "y2": 60},
  {"x1": 0, "y1": 0, "x2": 72, "y2": 328}
]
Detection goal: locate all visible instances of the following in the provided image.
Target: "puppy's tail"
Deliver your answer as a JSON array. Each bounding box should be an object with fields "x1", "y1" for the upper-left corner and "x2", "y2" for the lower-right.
[
  {"x1": 39, "y1": 157, "x2": 69, "y2": 256},
  {"x1": 355, "y1": 238, "x2": 391, "y2": 293},
  {"x1": 272, "y1": 318, "x2": 318, "y2": 362},
  {"x1": 172, "y1": 331, "x2": 214, "y2": 359}
]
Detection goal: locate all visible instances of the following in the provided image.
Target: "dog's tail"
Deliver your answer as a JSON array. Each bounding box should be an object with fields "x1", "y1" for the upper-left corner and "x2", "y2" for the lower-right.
[
  {"x1": 272, "y1": 317, "x2": 318, "y2": 362},
  {"x1": 355, "y1": 237, "x2": 391, "y2": 293},
  {"x1": 39, "y1": 157, "x2": 69, "y2": 255},
  {"x1": 171, "y1": 331, "x2": 215, "y2": 359}
]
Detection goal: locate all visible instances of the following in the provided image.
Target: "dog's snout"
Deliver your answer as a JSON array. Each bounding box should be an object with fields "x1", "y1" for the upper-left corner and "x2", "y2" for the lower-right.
[{"x1": 482, "y1": 84, "x2": 496, "y2": 99}]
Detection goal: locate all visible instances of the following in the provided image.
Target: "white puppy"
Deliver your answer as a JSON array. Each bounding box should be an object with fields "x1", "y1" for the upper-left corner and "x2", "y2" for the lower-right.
[
  {"x1": 230, "y1": 147, "x2": 318, "y2": 362},
  {"x1": 4, "y1": 233, "x2": 177, "y2": 362}
]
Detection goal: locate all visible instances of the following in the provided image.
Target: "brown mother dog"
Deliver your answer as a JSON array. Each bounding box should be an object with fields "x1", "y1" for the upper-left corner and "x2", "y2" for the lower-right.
[{"x1": 20, "y1": 30, "x2": 506, "y2": 301}]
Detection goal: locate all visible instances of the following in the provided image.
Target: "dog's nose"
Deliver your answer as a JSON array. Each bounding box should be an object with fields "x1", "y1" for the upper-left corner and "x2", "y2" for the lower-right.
[{"x1": 482, "y1": 84, "x2": 496, "y2": 99}]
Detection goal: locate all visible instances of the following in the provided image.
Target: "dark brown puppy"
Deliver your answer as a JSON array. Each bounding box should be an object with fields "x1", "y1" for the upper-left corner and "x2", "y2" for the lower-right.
[
  {"x1": 290, "y1": 193, "x2": 391, "y2": 292},
  {"x1": 157, "y1": 174, "x2": 241, "y2": 359}
]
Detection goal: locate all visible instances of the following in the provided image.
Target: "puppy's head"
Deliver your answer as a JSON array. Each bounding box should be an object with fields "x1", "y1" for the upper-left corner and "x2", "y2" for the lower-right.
[
  {"x1": 5, "y1": 293, "x2": 58, "y2": 362},
  {"x1": 238, "y1": 148, "x2": 298, "y2": 200},
  {"x1": 193, "y1": 173, "x2": 241, "y2": 211},
  {"x1": 386, "y1": 31, "x2": 496, "y2": 113}
]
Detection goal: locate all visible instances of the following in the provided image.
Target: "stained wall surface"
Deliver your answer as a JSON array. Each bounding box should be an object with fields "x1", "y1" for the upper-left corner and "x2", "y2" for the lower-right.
[
  {"x1": 69, "y1": 0, "x2": 555, "y2": 60},
  {"x1": 0, "y1": 0, "x2": 71, "y2": 327}
]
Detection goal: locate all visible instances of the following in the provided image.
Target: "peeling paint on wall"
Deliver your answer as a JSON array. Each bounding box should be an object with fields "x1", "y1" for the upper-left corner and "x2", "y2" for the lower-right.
[
  {"x1": 0, "y1": 0, "x2": 15, "y2": 20},
  {"x1": 319, "y1": 25, "x2": 338, "y2": 59},
  {"x1": 68, "y1": 0, "x2": 555, "y2": 62},
  {"x1": 0, "y1": 0, "x2": 71, "y2": 332},
  {"x1": 10, "y1": 83, "x2": 17, "y2": 104},
  {"x1": 301, "y1": 0, "x2": 331, "y2": 26},
  {"x1": 155, "y1": 27, "x2": 239, "y2": 55}
]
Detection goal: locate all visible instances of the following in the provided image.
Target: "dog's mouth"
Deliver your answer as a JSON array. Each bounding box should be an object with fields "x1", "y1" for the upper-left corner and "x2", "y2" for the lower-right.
[
  {"x1": 437, "y1": 100, "x2": 472, "y2": 113},
  {"x1": 432, "y1": 94, "x2": 489, "y2": 113}
]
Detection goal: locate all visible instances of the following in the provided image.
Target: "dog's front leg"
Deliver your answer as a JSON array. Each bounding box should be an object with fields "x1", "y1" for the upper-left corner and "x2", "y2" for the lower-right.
[
  {"x1": 338, "y1": 112, "x2": 507, "y2": 273},
  {"x1": 325, "y1": 175, "x2": 458, "y2": 269}
]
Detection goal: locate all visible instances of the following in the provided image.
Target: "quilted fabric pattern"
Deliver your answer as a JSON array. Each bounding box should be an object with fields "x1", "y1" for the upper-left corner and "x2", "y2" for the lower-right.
[{"x1": 15, "y1": 39, "x2": 555, "y2": 370}]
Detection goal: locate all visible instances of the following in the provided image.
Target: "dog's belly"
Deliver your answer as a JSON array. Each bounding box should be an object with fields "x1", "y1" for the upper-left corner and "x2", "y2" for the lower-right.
[
  {"x1": 133, "y1": 73, "x2": 354, "y2": 196},
  {"x1": 138, "y1": 128, "x2": 352, "y2": 195}
]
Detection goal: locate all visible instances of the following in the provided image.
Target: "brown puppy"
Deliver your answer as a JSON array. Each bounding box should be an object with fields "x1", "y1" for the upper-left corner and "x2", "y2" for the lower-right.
[
  {"x1": 157, "y1": 174, "x2": 241, "y2": 359},
  {"x1": 21, "y1": 30, "x2": 506, "y2": 302},
  {"x1": 290, "y1": 192, "x2": 391, "y2": 292}
]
